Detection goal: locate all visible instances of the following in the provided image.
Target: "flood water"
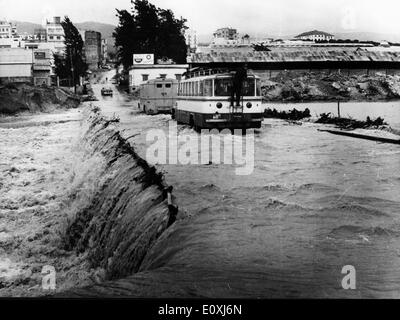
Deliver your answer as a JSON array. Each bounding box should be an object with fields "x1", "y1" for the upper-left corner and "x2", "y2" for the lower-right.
[
  {"x1": 268, "y1": 101, "x2": 400, "y2": 128},
  {"x1": 93, "y1": 72, "x2": 400, "y2": 298}
]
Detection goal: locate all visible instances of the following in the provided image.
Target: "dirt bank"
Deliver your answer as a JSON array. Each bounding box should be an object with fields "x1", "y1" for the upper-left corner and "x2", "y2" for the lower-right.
[
  {"x1": 0, "y1": 83, "x2": 81, "y2": 115},
  {"x1": 259, "y1": 71, "x2": 400, "y2": 102}
]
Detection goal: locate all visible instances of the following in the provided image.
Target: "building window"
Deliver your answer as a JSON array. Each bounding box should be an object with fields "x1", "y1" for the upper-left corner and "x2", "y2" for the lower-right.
[
  {"x1": 175, "y1": 74, "x2": 181, "y2": 80},
  {"x1": 142, "y1": 74, "x2": 149, "y2": 81},
  {"x1": 159, "y1": 74, "x2": 167, "y2": 79}
]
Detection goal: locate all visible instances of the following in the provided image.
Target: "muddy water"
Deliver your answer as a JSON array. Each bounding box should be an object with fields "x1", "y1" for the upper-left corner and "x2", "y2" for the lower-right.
[{"x1": 93, "y1": 72, "x2": 400, "y2": 298}]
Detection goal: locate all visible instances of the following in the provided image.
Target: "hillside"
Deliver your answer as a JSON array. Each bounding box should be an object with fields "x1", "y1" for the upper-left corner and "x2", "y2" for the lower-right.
[{"x1": 10, "y1": 20, "x2": 40, "y2": 35}]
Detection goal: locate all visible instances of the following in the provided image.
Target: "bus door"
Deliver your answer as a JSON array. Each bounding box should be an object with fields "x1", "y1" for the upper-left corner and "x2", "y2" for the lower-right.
[
  {"x1": 162, "y1": 82, "x2": 176, "y2": 108},
  {"x1": 155, "y1": 82, "x2": 165, "y2": 108}
]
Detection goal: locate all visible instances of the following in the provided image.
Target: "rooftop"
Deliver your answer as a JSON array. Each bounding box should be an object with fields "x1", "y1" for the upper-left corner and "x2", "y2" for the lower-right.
[{"x1": 188, "y1": 50, "x2": 400, "y2": 63}]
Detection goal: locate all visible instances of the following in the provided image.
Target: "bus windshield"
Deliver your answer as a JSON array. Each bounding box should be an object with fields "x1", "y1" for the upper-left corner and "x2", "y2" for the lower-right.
[{"x1": 214, "y1": 77, "x2": 256, "y2": 97}]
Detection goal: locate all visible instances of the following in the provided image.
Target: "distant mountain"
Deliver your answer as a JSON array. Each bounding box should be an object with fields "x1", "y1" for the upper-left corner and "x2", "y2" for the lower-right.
[
  {"x1": 10, "y1": 21, "x2": 41, "y2": 34},
  {"x1": 76, "y1": 22, "x2": 115, "y2": 39}
]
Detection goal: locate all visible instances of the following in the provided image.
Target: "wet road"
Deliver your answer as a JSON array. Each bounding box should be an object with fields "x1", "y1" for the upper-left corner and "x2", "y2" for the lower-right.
[{"x1": 92, "y1": 71, "x2": 400, "y2": 298}]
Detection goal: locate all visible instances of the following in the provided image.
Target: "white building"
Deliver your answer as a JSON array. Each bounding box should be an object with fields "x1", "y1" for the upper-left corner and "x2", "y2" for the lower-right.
[
  {"x1": 212, "y1": 27, "x2": 240, "y2": 46},
  {"x1": 0, "y1": 37, "x2": 21, "y2": 48},
  {"x1": 128, "y1": 64, "x2": 188, "y2": 91},
  {"x1": 213, "y1": 28, "x2": 238, "y2": 40},
  {"x1": 295, "y1": 30, "x2": 335, "y2": 42},
  {"x1": 0, "y1": 47, "x2": 52, "y2": 85},
  {"x1": 185, "y1": 29, "x2": 198, "y2": 52},
  {"x1": 0, "y1": 20, "x2": 12, "y2": 38},
  {"x1": 46, "y1": 17, "x2": 65, "y2": 50},
  {"x1": 0, "y1": 48, "x2": 33, "y2": 83}
]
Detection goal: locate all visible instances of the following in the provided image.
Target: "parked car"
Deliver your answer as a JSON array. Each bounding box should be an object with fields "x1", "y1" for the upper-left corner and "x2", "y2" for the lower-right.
[{"x1": 101, "y1": 87, "x2": 113, "y2": 96}]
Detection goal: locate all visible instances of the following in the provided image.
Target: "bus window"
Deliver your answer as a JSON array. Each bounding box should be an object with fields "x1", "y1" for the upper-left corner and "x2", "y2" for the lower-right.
[
  {"x1": 256, "y1": 79, "x2": 261, "y2": 96},
  {"x1": 199, "y1": 81, "x2": 204, "y2": 96},
  {"x1": 214, "y1": 78, "x2": 256, "y2": 96},
  {"x1": 165, "y1": 83, "x2": 172, "y2": 88},
  {"x1": 214, "y1": 78, "x2": 232, "y2": 96},
  {"x1": 242, "y1": 78, "x2": 255, "y2": 96},
  {"x1": 156, "y1": 83, "x2": 163, "y2": 88},
  {"x1": 204, "y1": 79, "x2": 213, "y2": 96}
]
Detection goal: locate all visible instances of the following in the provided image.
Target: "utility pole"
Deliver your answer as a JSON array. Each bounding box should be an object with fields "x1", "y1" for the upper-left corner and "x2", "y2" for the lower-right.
[{"x1": 69, "y1": 47, "x2": 76, "y2": 94}]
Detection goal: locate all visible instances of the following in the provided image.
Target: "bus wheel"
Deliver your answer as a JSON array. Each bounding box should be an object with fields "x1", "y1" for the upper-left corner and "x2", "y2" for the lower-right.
[
  {"x1": 138, "y1": 103, "x2": 140, "y2": 109},
  {"x1": 189, "y1": 115, "x2": 194, "y2": 128},
  {"x1": 171, "y1": 109, "x2": 175, "y2": 120},
  {"x1": 143, "y1": 106, "x2": 147, "y2": 114}
]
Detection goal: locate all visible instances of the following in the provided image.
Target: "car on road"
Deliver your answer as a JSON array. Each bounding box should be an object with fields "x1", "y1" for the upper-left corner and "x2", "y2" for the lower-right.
[{"x1": 101, "y1": 87, "x2": 113, "y2": 97}]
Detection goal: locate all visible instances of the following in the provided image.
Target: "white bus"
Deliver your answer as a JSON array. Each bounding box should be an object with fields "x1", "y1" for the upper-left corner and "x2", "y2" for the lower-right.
[{"x1": 173, "y1": 71, "x2": 263, "y2": 130}]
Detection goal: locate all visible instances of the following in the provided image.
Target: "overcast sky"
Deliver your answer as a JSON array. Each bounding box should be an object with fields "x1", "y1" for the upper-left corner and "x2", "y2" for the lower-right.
[{"x1": 1, "y1": 0, "x2": 400, "y2": 36}]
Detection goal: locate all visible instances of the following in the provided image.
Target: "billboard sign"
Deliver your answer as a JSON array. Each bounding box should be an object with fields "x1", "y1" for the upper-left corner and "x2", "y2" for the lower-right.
[{"x1": 133, "y1": 54, "x2": 154, "y2": 65}]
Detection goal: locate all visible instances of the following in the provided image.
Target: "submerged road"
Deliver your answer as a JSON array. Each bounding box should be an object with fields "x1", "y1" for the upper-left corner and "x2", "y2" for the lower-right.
[{"x1": 88, "y1": 70, "x2": 400, "y2": 298}]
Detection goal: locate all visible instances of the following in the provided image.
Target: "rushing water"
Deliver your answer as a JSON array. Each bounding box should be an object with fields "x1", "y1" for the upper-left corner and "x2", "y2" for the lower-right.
[{"x1": 93, "y1": 73, "x2": 400, "y2": 298}]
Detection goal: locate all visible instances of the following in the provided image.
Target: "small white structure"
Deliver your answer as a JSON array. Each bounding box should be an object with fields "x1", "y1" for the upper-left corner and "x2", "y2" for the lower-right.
[
  {"x1": 128, "y1": 64, "x2": 188, "y2": 92},
  {"x1": 0, "y1": 48, "x2": 33, "y2": 83},
  {"x1": 380, "y1": 41, "x2": 390, "y2": 48},
  {"x1": 295, "y1": 30, "x2": 335, "y2": 42}
]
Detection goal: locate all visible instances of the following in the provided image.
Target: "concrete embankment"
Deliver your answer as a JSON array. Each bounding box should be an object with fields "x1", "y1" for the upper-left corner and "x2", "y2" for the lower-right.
[{"x1": 62, "y1": 106, "x2": 175, "y2": 281}]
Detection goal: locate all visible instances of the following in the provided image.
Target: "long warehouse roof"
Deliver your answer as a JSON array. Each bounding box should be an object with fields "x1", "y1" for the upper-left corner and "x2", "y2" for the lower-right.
[{"x1": 188, "y1": 50, "x2": 400, "y2": 63}]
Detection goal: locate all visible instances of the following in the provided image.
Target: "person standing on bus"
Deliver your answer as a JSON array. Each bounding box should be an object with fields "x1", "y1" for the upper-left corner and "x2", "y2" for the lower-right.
[{"x1": 230, "y1": 64, "x2": 248, "y2": 107}]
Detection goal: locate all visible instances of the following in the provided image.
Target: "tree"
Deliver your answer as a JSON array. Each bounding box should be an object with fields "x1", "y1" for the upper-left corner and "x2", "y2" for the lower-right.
[
  {"x1": 113, "y1": 0, "x2": 188, "y2": 69},
  {"x1": 54, "y1": 16, "x2": 87, "y2": 90}
]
